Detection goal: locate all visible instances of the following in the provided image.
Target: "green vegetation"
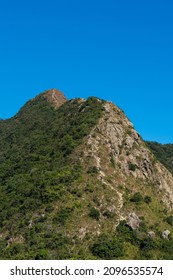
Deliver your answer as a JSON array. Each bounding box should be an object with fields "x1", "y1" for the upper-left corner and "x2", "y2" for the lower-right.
[
  {"x1": 130, "y1": 192, "x2": 152, "y2": 204},
  {"x1": 90, "y1": 219, "x2": 173, "y2": 259},
  {"x1": 128, "y1": 162, "x2": 138, "y2": 171},
  {"x1": 144, "y1": 195, "x2": 152, "y2": 204},
  {"x1": 53, "y1": 207, "x2": 73, "y2": 225},
  {"x1": 0, "y1": 92, "x2": 173, "y2": 260},
  {"x1": 130, "y1": 192, "x2": 143, "y2": 203},
  {"x1": 89, "y1": 207, "x2": 100, "y2": 220},
  {"x1": 91, "y1": 234, "x2": 124, "y2": 259},
  {"x1": 87, "y1": 166, "x2": 99, "y2": 175},
  {"x1": 114, "y1": 220, "x2": 173, "y2": 259},
  {"x1": 166, "y1": 215, "x2": 173, "y2": 226},
  {"x1": 0, "y1": 94, "x2": 104, "y2": 259},
  {"x1": 146, "y1": 141, "x2": 173, "y2": 174}
]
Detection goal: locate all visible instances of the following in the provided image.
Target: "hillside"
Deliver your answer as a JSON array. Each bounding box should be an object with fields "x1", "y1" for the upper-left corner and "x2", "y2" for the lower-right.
[
  {"x1": 0, "y1": 89, "x2": 173, "y2": 260},
  {"x1": 146, "y1": 141, "x2": 173, "y2": 175}
]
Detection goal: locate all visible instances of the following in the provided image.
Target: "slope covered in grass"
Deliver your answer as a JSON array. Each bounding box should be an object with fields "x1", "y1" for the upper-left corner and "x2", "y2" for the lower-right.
[{"x1": 0, "y1": 94, "x2": 104, "y2": 259}]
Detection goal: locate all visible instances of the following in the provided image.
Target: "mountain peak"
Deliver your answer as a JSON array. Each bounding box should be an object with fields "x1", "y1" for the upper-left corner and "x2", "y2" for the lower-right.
[
  {"x1": 1, "y1": 90, "x2": 173, "y2": 260},
  {"x1": 42, "y1": 88, "x2": 68, "y2": 108}
]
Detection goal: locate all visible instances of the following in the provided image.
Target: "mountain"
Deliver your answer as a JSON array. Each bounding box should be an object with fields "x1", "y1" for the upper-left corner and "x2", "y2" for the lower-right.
[{"x1": 0, "y1": 89, "x2": 173, "y2": 260}]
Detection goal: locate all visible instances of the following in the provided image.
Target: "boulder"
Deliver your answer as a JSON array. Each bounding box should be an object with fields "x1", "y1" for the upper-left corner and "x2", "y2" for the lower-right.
[
  {"x1": 162, "y1": 230, "x2": 170, "y2": 239},
  {"x1": 147, "y1": 231, "x2": 156, "y2": 239},
  {"x1": 127, "y1": 212, "x2": 141, "y2": 230}
]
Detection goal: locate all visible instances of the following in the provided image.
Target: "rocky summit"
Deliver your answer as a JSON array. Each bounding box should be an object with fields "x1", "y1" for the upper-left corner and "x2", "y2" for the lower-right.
[
  {"x1": 0, "y1": 89, "x2": 173, "y2": 260},
  {"x1": 40, "y1": 88, "x2": 68, "y2": 108}
]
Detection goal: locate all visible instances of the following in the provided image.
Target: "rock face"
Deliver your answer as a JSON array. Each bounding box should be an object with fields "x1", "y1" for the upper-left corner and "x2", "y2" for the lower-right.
[
  {"x1": 44, "y1": 89, "x2": 68, "y2": 108},
  {"x1": 33, "y1": 88, "x2": 67, "y2": 109},
  {"x1": 127, "y1": 212, "x2": 141, "y2": 230},
  {"x1": 81, "y1": 101, "x2": 173, "y2": 212}
]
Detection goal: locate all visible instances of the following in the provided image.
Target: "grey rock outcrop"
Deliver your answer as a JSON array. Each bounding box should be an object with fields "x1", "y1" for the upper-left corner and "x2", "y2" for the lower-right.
[
  {"x1": 162, "y1": 230, "x2": 170, "y2": 239},
  {"x1": 127, "y1": 212, "x2": 141, "y2": 230},
  {"x1": 82, "y1": 101, "x2": 173, "y2": 211},
  {"x1": 147, "y1": 231, "x2": 156, "y2": 239}
]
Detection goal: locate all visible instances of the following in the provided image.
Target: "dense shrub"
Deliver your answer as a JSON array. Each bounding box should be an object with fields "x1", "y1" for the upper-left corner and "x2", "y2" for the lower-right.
[
  {"x1": 87, "y1": 166, "x2": 99, "y2": 175},
  {"x1": 91, "y1": 234, "x2": 124, "y2": 259},
  {"x1": 130, "y1": 192, "x2": 143, "y2": 203},
  {"x1": 160, "y1": 240, "x2": 173, "y2": 259},
  {"x1": 144, "y1": 195, "x2": 152, "y2": 204},
  {"x1": 116, "y1": 220, "x2": 139, "y2": 245},
  {"x1": 89, "y1": 207, "x2": 100, "y2": 220},
  {"x1": 53, "y1": 207, "x2": 73, "y2": 225},
  {"x1": 166, "y1": 215, "x2": 173, "y2": 225},
  {"x1": 139, "y1": 237, "x2": 157, "y2": 251},
  {"x1": 128, "y1": 162, "x2": 137, "y2": 171}
]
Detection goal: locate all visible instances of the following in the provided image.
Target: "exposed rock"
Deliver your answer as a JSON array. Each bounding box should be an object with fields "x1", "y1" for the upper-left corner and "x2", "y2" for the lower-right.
[
  {"x1": 7, "y1": 235, "x2": 24, "y2": 245},
  {"x1": 28, "y1": 220, "x2": 33, "y2": 229},
  {"x1": 82, "y1": 101, "x2": 173, "y2": 210},
  {"x1": 79, "y1": 227, "x2": 87, "y2": 240},
  {"x1": 125, "y1": 135, "x2": 134, "y2": 149},
  {"x1": 127, "y1": 212, "x2": 141, "y2": 230},
  {"x1": 162, "y1": 230, "x2": 170, "y2": 239},
  {"x1": 147, "y1": 231, "x2": 156, "y2": 239},
  {"x1": 43, "y1": 88, "x2": 68, "y2": 108}
]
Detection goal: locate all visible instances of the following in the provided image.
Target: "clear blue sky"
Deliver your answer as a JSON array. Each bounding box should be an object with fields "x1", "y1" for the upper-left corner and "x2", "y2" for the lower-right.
[{"x1": 0, "y1": 0, "x2": 173, "y2": 143}]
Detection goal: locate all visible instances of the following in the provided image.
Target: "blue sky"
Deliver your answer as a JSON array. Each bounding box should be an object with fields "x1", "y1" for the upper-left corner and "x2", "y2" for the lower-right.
[{"x1": 0, "y1": 0, "x2": 173, "y2": 143}]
